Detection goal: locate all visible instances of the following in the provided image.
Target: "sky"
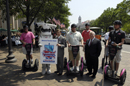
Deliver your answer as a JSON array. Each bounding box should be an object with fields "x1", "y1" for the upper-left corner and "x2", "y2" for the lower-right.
[{"x1": 68, "y1": 0, "x2": 123, "y2": 28}]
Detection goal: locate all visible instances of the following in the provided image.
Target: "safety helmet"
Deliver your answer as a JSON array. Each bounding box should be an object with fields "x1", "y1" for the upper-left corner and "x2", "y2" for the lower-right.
[
  {"x1": 108, "y1": 26, "x2": 114, "y2": 30},
  {"x1": 71, "y1": 24, "x2": 77, "y2": 28},
  {"x1": 113, "y1": 20, "x2": 122, "y2": 25},
  {"x1": 23, "y1": 25, "x2": 28, "y2": 29},
  {"x1": 85, "y1": 23, "x2": 90, "y2": 26}
]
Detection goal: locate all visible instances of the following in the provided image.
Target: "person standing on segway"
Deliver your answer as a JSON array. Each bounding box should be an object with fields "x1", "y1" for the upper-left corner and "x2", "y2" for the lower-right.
[
  {"x1": 102, "y1": 26, "x2": 114, "y2": 69},
  {"x1": 82, "y1": 23, "x2": 91, "y2": 66},
  {"x1": 66, "y1": 24, "x2": 84, "y2": 71},
  {"x1": 106, "y1": 20, "x2": 125, "y2": 77},
  {"x1": 20, "y1": 25, "x2": 35, "y2": 64},
  {"x1": 85, "y1": 31, "x2": 102, "y2": 78},
  {"x1": 104, "y1": 26, "x2": 114, "y2": 56}
]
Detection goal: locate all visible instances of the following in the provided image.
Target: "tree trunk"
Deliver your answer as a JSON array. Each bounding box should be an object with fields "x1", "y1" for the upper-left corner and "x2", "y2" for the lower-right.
[{"x1": 26, "y1": 3, "x2": 30, "y2": 29}]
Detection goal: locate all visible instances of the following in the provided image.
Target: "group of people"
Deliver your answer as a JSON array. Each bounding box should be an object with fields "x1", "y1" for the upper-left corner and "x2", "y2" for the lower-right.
[
  {"x1": 66, "y1": 23, "x2": 101, "y2": 78},
  {"x1": 20, "y1": 20, "x2": 125, "y2": 78},
  {"x1": 0, "y1": 34, "x2": 22, "y2": 47}
]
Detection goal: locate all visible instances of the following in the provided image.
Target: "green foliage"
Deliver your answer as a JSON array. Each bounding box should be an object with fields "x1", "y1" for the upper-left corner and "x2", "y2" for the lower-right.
[
  {"x1": 90, "y1": 0, "x2": 130, "y2": 33},
  {"x1": 121, "y1": 23, "x2": 130, "y2": 33},
  {"x1": 0, "y1": 0, "x2": 71, "y2": 28}
]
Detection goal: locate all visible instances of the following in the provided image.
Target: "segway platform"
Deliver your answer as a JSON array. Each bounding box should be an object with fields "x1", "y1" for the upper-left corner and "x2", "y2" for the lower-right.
[
  {"x1": 104, "y1": 45, "x2": 126, "y2": 85},
  {"x1": 66, "y1": 45, "x2": 84, "y2": 76},
  {"x1": 22, "y1": 44, "x2": 39, "y2": 71}
]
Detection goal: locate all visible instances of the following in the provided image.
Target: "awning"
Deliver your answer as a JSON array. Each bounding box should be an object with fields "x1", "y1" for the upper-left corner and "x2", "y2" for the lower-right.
[
  {"x1": 0, "y1": 28, "x2": 7, "y2": 31},
  {"x1": 11, "y1": 29, "x2": 19, "y2": 32}
]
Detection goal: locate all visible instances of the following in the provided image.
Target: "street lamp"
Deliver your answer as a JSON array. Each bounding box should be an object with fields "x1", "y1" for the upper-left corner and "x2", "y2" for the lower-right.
[{"x1": 5, "y1": 0, "x2": 17, "y2": 63}]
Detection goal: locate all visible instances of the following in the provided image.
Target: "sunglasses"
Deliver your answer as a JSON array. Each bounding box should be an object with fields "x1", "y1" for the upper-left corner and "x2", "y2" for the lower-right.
[{"x1": 41, "y1": 28, "x2": 51, "y2": 32}]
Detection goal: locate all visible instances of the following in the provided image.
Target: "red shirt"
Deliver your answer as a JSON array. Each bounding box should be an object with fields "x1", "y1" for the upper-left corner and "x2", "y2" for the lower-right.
[{"x1": 82, "y1": 29, "x2": 91, "y2": 45}]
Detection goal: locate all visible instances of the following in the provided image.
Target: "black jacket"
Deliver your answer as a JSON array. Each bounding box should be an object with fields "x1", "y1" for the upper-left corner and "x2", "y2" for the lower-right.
[{"x1": 85, "y1": 38, "x2": 102, "y2": 59}]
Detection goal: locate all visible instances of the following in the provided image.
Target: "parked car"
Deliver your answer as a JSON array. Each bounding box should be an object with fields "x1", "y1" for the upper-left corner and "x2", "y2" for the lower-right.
[{"x1": 124, "y1": 34, "x2": 130, "y2": 44}]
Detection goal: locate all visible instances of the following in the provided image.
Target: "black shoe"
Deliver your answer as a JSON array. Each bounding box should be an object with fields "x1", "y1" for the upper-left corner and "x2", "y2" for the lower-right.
[
  {"x1": 54, "y1": 71, "x2": 59, "y2": 73},
  {"x1": 31, "y1": 61, "x2": 33, "y2": 64},
  {"x1": 86, "y1": 73, "x2": 92, "y2": 75},
  {"x1": 112, "y1": 71, "x2": 115, "y2": 78},
  {"x1": 58, "y1": 73, "x2": 62, "y2": 76},
  {"x1": 91, "y1": 75, "x2": 96, "y2": 78}
]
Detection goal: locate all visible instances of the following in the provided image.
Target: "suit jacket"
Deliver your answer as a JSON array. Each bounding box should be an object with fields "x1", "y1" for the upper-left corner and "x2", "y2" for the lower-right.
[
  {"x1": 85, "y1": 38, "x2": 102, "y2": 60},
  {"x1": 56, "y1": 35, "x2": 67, "y2": 57}
]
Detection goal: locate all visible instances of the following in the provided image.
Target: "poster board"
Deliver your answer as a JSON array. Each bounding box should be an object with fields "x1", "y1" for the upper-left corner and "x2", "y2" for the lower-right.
[{"x1": 40, "y1": 38, "x2": 58, "y2": 64}]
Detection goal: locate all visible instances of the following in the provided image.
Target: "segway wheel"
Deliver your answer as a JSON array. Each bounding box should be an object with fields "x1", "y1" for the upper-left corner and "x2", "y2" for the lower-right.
[
  {"x1": 66, "y1": 62, "x2": 70, "y2": 76},
  {"x1": 120, "y1": 69, "x2": 126, "y2": 85},
  {"x1": 22, "y1": 59, "x2": 27, "y2": 71},
  {"x1": 64, "y1": 57, "x2": 67, "y2": 68},
  {"x1": 34, "y1": 59, "x2": 39, "y2": 71},
  {"x1": 80, "y1": 63, "x2": 84, "y2": 77},
  {"x1": 101, "y1": 58, "x2": 104, "y2": 69},
  {"x1": 104, "y1": 65, "x2": 109, "y2": 79},
  {"x1": 81, "y1": 57, "x2": 83, "y2": 63}
]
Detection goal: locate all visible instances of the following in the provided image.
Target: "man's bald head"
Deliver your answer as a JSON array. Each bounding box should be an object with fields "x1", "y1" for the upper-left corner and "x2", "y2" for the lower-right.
[{"x1": 89, "y1": 31, "x2": 95, "y2": 39}]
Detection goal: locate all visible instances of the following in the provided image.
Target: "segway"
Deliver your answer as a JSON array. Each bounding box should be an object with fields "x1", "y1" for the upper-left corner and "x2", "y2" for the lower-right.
[
  {"x1": 22, "y1": 44, "x2": 39, "y2": 71},
  {"x1": 64, "y1": 57, "x2": 67, "y2": 68},
  {"x1": 101, "y1": 40, "x2": 110, "y2": 69},
  {"x1": 66, "y1": 45, "x2": 84, "y2": 76},
  {"x1": 103, "y1": 44, "x2": 126, "y2": 85}
]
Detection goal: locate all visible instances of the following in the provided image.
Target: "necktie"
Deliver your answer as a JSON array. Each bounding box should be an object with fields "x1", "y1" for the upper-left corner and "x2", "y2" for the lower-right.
[{"x1": 89, "y1": 39, "x2": 92, "y2": 46}]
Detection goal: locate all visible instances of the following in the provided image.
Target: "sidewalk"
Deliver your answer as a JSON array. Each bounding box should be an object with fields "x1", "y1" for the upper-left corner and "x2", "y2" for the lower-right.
[{"x1": 0, "y1": 46, "x2": 129, "y2": 86}]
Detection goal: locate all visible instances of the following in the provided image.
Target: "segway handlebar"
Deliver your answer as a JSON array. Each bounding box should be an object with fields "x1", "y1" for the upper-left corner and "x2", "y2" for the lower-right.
[{"x1": 70, "y1": 45, "x2": 83, "y2": 47}]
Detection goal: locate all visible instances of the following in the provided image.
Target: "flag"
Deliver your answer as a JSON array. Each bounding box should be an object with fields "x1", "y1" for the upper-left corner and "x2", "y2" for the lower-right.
[
  {"x1": 48, "y1": 18, "x2": 53, "y2": 24},
  {"x1": 60, "y1": 23, "x2": 65, "y2": 28},
  {"x1": 53, "y1": 18, "x2": 58, "y2": 25},
  {"x1": 57, "y1": 20, "x2": 61, "y2": 26}
]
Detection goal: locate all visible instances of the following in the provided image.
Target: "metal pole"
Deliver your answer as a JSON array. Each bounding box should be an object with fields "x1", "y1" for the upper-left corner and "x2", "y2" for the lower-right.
[{"x1": 5, "y1": 0, "x2": 17, "y2": 63}]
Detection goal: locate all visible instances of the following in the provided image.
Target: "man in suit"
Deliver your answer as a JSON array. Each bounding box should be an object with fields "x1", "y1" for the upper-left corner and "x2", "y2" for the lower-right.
[
  {"x1": 54, "y1": 29, "x2": 67, "y2": 75},
  {"x1": 85, "y1": 31, "x2": 102, "y2": 78}
]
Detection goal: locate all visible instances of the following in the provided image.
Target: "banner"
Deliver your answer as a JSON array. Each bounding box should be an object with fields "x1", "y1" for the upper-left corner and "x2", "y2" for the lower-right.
[{"x1": 40, "y1": 39, "x2": 58, "y2": 64}]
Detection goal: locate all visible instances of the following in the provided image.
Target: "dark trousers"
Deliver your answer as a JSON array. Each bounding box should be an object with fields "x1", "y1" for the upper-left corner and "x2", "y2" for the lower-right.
[
  {"x1": 1, "y1": 40, "x2": 6, "y2": 46},
  {"x1": 56, "y1": 56, "x2": 63, "y2": 73},
  {"x1": 87, "y1": 56, "x2": 98, "y2": 76}
]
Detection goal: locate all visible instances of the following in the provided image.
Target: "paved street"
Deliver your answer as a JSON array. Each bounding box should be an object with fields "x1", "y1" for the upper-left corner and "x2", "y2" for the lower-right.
[{"x1": 0, "y1": 43, "x2": 130, "y2": 86}]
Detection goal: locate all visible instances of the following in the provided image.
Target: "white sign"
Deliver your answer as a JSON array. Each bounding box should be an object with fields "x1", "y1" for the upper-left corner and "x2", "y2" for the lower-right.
[{"x1": 40, "y1": 39, "x2": 58, "y2": 64}]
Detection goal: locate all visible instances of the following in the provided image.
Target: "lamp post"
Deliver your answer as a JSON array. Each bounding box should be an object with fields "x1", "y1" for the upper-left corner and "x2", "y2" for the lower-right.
[{"x1": 5, "y1": 0, "x2": 17, "y2": 63}]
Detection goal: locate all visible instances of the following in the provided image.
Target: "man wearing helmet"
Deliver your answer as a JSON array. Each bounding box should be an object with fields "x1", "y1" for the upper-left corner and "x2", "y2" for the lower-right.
[
  {"x1": 66, "y1": 24, "x2": 84, "y2": 71},
  {"x1": 20, "y1": 25, "x2": 35, "y2": 64},
  {"x1": 104, "y1": 26, "x2": 114, "y2": 57},
  {"x1": 106, "y1": 20, "x2": 125, "y2": 77}
]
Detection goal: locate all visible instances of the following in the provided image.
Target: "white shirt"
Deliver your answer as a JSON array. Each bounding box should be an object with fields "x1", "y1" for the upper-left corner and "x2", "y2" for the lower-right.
[
  {"x1": 86, "y1": 30, "x2": 89, "y2": 32},
  {"x1": 104, "y1": 32, "x2": 110, "y2": 40},
  {"x1": 58, "y1": 35, "x2": 61, "y2": 39},
  {"x1": 88, "y1": 37, "x2": 95, "y2": 46},
  {"x1": 116, "y1": 30, "x2": 120, "y2": 33},
  {"x1": 66, "y1": 31, "x2": 83, "y2": 46},
  {"x1": 66, "y1": 31, "x2": 83, "y2": 50}
]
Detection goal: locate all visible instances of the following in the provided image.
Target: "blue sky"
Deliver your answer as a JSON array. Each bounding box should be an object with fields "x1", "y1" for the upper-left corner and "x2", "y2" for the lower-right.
[{"x1": 68, "y1": 0, "x2": 123, "y2": 27}]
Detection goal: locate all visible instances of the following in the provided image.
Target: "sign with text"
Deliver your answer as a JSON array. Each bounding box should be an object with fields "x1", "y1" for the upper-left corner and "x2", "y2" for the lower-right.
[{"x1": 40, "y1": 39, "x2": 58, "y2": 64}]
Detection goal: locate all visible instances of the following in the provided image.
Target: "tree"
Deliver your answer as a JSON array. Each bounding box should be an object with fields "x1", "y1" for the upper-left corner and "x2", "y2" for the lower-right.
[
  {"x1": 90, "y1": 0, "x2": 130, "y2": 33},
  {"x1": 0, "y1": 0, "x2": 71, "y2": 29},
  {"x1": 37, "y1": 0, "x2": 71, "y2": 28}
]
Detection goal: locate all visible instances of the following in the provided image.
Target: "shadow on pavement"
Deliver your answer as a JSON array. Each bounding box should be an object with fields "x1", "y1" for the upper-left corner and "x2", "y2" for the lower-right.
[
  {"x1": 94, "y1": 80, "x2": 102, "y2": 86},
  {"x1": 97, "y1": 67, "x2": 103, "y2": 74},
  {"x1": 103, "y1": 79, "x2": 123, "y2": 86},
  {"x1": 25, "y1": 72, "x2": 76, "y2": 83},
  {"x1": 0, "y1": 62, "x2": 26, "y2": 86}
]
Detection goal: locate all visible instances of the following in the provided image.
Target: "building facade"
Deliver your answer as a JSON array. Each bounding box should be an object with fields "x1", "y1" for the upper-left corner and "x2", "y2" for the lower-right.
[{"x1": 0, "y1": 10, "x2": 34, "y2": 35}]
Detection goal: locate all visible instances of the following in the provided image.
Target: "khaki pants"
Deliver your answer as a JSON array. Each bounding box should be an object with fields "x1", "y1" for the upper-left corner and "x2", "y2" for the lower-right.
[
  {"x1": 68, "y1": 49, "x2": 80, "y2": 61},
  {"x1": 22, "y1": 47, "x2": 33, "y2": 55}
]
